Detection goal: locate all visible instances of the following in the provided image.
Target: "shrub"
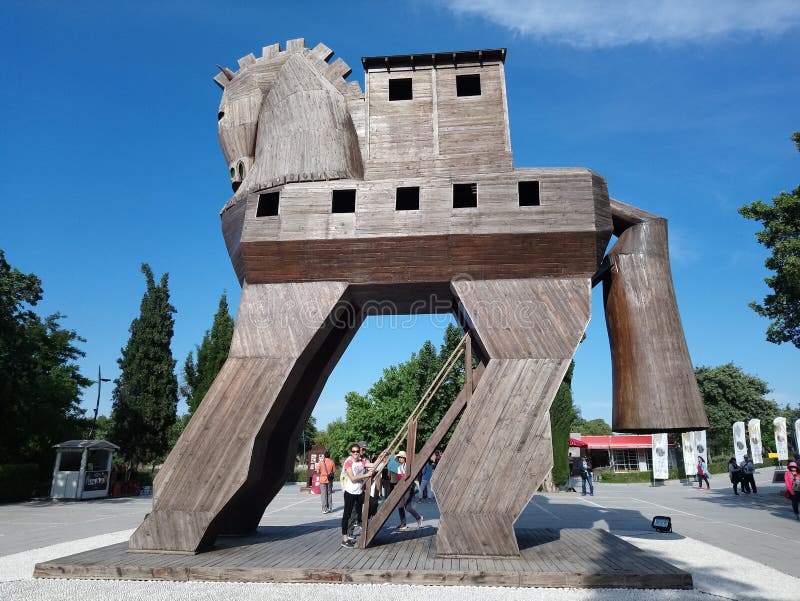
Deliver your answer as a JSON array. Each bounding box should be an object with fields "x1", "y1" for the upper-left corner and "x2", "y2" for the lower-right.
[
  {"x1": 290, "y1": 467, "x2": 308, "y2": 483},
  {"x1": 0, "y1": 464, "x2": 39, "y2": 501},
  {"x1": 596, "y1": 468, "x2": 683, "y2": 483}
]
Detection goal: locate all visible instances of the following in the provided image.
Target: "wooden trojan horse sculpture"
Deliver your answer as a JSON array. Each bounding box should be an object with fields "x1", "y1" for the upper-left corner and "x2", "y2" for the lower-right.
[{"x1": 130, "y1": 40, "x2": 708, "y2": 557}]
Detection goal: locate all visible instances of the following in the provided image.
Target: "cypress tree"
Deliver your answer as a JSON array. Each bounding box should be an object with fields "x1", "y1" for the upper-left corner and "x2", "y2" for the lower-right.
[
  {"x1": 110, "y1": 264, "x2": 178, "y2": 472},
  {"x1": 181, "y1": 293, "x2": 234, "y2": 414},
  {"x1": 549, "y1": 361, "x2": 577, "y2": 486}
]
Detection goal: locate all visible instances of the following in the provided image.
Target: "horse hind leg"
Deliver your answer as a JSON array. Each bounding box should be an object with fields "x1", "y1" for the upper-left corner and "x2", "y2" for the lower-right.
[{"x1": 433, "y1": 277, "x2": 590, "y2": 557}]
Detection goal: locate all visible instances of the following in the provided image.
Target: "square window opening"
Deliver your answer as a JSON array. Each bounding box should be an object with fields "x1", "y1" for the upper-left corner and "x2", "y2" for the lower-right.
[
  {"x1": 518, "y1": 181, "x2": 540, "y2": 206},
  {"x1": 389, "y1": 78, "x2": 413, "y2": 101},
  {"x1": 58, "y1": 451, "x2": 83, "y2": 472},
  {"x1": 396, "y1": 186, "x2": 420, "y2": 211},
  {"x1": 256, "y1": 192, "x2": 280, "y2": 217},
  {"x1": 453, "y1": 183, "x2": 477, "y2": 208},
  {"x1": 456, "y1": 74, "x2": 481, "y2": 97},
  {"x1": 332, "y1": 189, "x2": 356, "y2": 213}
]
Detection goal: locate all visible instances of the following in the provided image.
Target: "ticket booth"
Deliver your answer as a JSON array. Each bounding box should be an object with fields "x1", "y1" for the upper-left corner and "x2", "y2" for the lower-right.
[{"x1": 50, "y1": 440, "x2": 119, "y2": 500}]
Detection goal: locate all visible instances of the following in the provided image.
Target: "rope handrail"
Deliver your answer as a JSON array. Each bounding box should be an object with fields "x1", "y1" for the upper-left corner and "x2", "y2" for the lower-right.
[{"x1": 381, "y1": 333, "x2": 468, "y2": 458}]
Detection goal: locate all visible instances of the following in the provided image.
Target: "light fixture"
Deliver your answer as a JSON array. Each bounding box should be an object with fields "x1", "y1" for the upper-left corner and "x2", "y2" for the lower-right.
[{"x1": 651, "y1": 515, "x2": 672, "y2": 533}]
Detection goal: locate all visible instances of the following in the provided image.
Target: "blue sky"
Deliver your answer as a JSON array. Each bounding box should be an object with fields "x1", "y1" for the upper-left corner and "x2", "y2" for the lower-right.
[{"x1": 2, "y1": 1, "x2": 798, "y2": 430}]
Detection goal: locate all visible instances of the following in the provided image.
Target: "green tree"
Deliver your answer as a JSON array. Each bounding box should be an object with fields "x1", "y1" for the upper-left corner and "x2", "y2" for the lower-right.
[
  {"x1": 0, "y1": 250, "x2": 90, "y2": 479},
  {"x1": 694, "y1": 363, "x2": 780, "y2": 458},
  {"x1": 110, "y1": 264, "x2": 178, "y2": 473},
  {"x1": 333, "y1": 324, "x2": 467, "y2": 459},
  {"x1": 312, "y1": 428, "x2": 331, "y2": 454},
  {"x1": 181, "y1": 293, "x2": 234, "y2": 414},
  {"x1": 92, "y1": 415, "x2": 114, "y2": 441},
  {"x1": 324, "y1": 417, "x2": 350, "y2": 462},
  {"x1": 738, "y1": 132, "x2": 800, "y2": 348},
  {"x1": 550, "y1": 362, "x2": 578, "y2": 485},
  {"x1": 167, "y1": 413, "x2": 190, "y2": 449},
  {"x1": 571, "y1": 415, "x2": 612, "y2": 436},
  {"x1": 297, "y1": 415, "x2": 318, "y2": 458}
]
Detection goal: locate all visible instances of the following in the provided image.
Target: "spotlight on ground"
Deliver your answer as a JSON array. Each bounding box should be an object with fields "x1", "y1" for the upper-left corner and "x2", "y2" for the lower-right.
[{"x1": 651, "y1": 516, "x2": 672, "y2": 533}]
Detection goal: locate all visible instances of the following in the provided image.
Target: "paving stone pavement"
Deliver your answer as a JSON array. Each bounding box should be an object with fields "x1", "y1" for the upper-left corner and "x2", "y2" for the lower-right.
[{"x1": 1, "y1": 468, "x2": 798, "y2": 600}]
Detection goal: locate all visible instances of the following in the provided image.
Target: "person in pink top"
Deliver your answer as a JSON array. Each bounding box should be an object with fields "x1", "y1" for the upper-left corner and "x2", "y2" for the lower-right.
[{"x1": 785, "y1": 461, "x2": 799, "y2": 520}]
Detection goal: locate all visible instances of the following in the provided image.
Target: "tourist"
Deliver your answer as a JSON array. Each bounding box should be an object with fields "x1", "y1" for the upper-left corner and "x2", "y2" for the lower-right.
[
  {"x1": 785, "y1": 461, "x2": 800, "y2": 520},
  {"x1": 727, "y1": 457, "x2": 742, "y2": 495},
  {"x1": 579, "y1": 454, "x2": 594, "y2": 496},
  {"x1": 317, "y1": 450, "x2": 335, "y2": 513},
  {"x1": 341, "y1": 443, "x2": 387, "y2": 548},
  {"x1": 740, "y1": 455, "x2": 757, "y2": 494},
  {"x1": 419, "y1": 459, "x2": 434, "y2": 501},
  {"x1": 346, "y1": 441, "x2": 372, "y2": 535},
  {"x1": 395, "y1": 451, "x2": 423, "y2": 530},
  {"x1": 696, "y1": 456, "x2": 710, "y2": 490}
]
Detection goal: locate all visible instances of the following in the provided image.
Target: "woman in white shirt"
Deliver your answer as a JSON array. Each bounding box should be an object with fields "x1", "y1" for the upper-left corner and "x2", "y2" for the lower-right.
[{"x1": 341, "y1": 444, "x2": 386, "y2": 547}]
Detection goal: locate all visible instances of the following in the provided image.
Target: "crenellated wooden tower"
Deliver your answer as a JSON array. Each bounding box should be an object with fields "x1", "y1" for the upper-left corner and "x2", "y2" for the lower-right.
[{"x1": 129, "y1": 39, "x2": 708, "y2": 558}]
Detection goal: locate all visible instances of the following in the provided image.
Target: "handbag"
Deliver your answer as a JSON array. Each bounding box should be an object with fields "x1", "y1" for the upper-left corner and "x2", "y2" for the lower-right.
[{"x1": 325, "y1": 459, "x2": 335, "y2": 484}]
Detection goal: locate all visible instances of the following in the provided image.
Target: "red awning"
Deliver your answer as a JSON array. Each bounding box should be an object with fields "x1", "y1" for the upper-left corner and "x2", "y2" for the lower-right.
[
  {"x1": 580, "y1": 435, "x2": 654, "y2": 449},
  {"x1": 568, "y1": 438, "x2": 588, "y2": 448}
]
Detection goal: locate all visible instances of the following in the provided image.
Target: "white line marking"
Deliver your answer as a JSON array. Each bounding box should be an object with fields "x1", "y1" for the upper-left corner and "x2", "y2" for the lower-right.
[
  {"x1": 262, "y1": 496, "x2": 314, "y2": 515},
  {"x1": 577, "y1": 496, "x2": 605, "y2": 508},
  {"x1": 530, "y1": 499, "x2": 562, "y2": 520},
  {"x1": 629, "y1": 497, "x2": 800, "y2": 545}
]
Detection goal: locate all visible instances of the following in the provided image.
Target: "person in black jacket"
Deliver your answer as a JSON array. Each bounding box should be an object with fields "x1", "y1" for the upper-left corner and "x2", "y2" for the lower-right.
[
  {"x1": 579, "y1": 455, "x2": 594, "y2": 496},
  {"x1": 727, "y1": 457, "x2": 742, "y2": 495}
]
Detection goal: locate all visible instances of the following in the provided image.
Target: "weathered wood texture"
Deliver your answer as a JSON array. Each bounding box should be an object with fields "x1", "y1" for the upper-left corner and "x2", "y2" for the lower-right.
[
  {"x1": 359, "y1": 363, "x2": 485, "y2": 549},
  {"x1": 434, "y1": 278, "x2": 591, "y2": 557},
  {"x1": 243, "y1": 52, "x2": 363, "y2": 195},
  {"x1": 216, "y1": 39, "x2": 363, "y2": 197},
  {"x1": 130, "y1": 41, "x2": 708, "y2": 558},
  {"x1": 364, "y1": 59, "x2": 512, "y2": 178},
  {"x1": 129, "y1": 282, "x2": 359, "y2": 552},
  {"x1": 220, "y1": 170, "x2": 612, "y2": 286},
  {"x1": 37, "y1": 527, "x2": 692, "y2": 589},
  {"x1": 604, "y1": 199, "x2": 708, "y2": 433}
]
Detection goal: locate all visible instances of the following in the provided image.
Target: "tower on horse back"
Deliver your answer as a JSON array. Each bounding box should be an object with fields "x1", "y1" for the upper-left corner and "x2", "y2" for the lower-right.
[{"x1": 129, "y1": 39, "x2": 708, "y2": 557}]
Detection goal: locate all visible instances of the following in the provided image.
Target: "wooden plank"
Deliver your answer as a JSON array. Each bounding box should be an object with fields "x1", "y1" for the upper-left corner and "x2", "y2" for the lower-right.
[
  {"x1": 163, "y1": 38, "x2": 704, "y2": 565},
  {"x1": 406, "y1": 419, "x2": 417, "y2": 469},
  {"x1": 605, "y1": 199, "x2": 708, "y2": 433},
  {"x1": 129, "y1": 282, "x2": 356, "y2": 553},
  {"x1": 360, "y1": 365, "x2": 484, "y2": 548}
]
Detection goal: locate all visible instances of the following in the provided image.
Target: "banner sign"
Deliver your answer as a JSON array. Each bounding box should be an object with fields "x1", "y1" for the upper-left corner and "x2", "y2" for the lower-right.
[
  {"x1": 693, "y1": 430, "x2": 708, "y2": 464},
  {"x1": 733, "y1": 421, "x2": 747, "y2": 465},
  {"x1": 748, "y1": 419, "x2": 763, "y2": 464},
  {"x1": 84, "y1": 470, "x2": 108, "y2": 492},
  {"x1": 774, "y1": 417, "x2": 789, "y2": 461},
  {"x1": 652, "y1": 433, "x2": 669, "y2": 480},
  {"x1": 795, "y1": 419, "x2": 800, "y2": 459},
  {"x1": 681, "y1": 432, "x2": 697, "y2": 475}
]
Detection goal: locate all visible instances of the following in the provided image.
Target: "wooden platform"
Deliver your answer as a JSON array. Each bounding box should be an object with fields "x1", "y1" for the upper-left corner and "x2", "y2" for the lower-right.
[{"x1": 34, "y1": 526, "x2": 692, "y2": 589}]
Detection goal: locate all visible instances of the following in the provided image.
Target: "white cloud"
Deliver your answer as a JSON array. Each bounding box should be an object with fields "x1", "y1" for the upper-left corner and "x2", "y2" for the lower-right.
[{"x1": 441, "y1": 0, "x2": 800, "y2": 48}]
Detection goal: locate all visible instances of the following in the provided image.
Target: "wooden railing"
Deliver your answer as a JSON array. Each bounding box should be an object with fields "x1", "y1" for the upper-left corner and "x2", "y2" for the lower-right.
[{"x1": 356, "y1": 332, "x2": 479, "y2": 549}]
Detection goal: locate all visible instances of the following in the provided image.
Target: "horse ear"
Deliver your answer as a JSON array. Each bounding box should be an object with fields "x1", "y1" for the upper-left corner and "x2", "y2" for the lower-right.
[{"x1": 213, "y1": 65, "x2": 236, "y2": 89}]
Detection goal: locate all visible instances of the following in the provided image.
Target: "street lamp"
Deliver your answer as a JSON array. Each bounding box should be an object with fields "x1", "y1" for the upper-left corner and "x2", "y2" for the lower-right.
[{"x1": 88, "y1": 365, "x2": 111, "y2": 439}]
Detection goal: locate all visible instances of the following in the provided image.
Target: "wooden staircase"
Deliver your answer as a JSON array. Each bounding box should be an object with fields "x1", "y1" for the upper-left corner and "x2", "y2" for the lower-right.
[{"x1": 356, "y1": 332, "x2": 481, "y2": 549}]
